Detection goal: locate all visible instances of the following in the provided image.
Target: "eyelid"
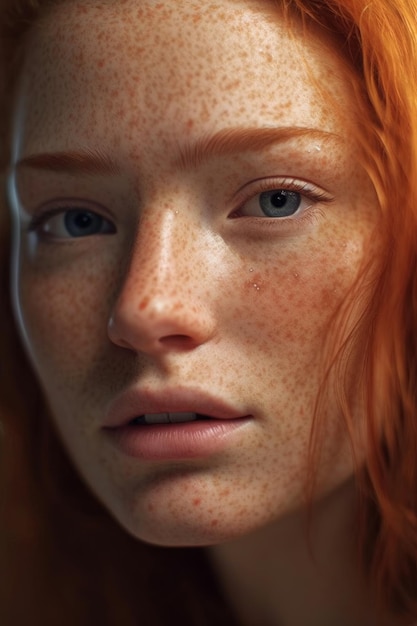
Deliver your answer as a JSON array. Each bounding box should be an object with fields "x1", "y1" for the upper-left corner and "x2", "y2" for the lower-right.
[{"x1": 230, "y1": 176, "x2": 334, "y2": 218}]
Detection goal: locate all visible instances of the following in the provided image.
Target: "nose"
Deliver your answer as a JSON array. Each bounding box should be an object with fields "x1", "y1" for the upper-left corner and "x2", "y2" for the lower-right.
[{"x1": 107, "y1": 208, "x2": 217, "y2": 356}]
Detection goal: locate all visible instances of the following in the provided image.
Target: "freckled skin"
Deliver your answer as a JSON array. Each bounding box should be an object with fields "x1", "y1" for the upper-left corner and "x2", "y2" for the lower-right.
[{"x1": 10, "y1": 0, "x2": 380, "y2": 546}]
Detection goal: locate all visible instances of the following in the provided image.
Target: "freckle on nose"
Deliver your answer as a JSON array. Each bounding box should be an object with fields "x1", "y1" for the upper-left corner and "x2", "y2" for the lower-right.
[{"x1": 138, "y1": 297, "x2": 150, "y2": 311}]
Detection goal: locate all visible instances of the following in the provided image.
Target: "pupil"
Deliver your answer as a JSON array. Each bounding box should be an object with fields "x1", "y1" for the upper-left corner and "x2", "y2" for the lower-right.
[
  {"x1": 270, "y1": 191, "x2": 287, "y2": 208},
  {"x1": 75, "y1": 213, "x2": 92, "y2": 228}
]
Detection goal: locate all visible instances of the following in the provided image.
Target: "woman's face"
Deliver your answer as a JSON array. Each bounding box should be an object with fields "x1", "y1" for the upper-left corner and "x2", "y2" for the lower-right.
[{"x1": 9, "y1": 0, "x2": 379, "y2": 545}]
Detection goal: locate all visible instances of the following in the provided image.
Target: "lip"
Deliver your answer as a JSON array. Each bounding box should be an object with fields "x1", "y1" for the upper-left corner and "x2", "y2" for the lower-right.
[
  {"x1": 104, "y1": 386, "x2": 248, "y2": 428},
  {"x1": 102, "y1": 387, "x2": 253, "y2": 461}
]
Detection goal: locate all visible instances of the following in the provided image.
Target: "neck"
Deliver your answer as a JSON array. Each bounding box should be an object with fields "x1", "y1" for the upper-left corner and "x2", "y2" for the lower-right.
[{"x1": 208, "y1": 480, "x2": 394, "y2": 626}]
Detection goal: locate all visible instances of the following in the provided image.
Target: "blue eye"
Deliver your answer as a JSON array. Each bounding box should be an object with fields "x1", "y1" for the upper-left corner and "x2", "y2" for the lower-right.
[
  {"x1": 63, "y1": 210, "x2": 113, "y2": 237},
  {"x1": 29, "y1": 208, "x2": 116, "y2": 239},
  {"x1": 259, "y1": 190, "x2": 301, "y2": 217},
  {"x1": 232, "y1": 179, "x2": 331, "y2": 221}
]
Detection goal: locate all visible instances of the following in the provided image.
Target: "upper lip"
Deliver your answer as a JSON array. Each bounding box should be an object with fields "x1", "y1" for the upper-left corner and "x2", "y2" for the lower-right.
[{"x1": 103, "y1": 387, "x2": 250, "y2": 428}]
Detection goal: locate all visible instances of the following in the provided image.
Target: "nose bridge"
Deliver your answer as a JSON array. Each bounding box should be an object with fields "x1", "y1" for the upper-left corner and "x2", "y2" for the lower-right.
[{"x1": 123, "y1": 207, "x2": 195, "y2": 308}]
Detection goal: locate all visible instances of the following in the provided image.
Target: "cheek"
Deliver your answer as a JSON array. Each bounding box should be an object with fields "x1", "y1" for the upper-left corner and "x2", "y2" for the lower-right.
[
  {"x1": 219, "y1": 224, "x2": 370, "y2": 416},
  {"x1": 16, "y1": 253, "x2": 115, "y2": 387},
  {"x1": 234, "y1": 235, "x2": 358, "y2": 352}
]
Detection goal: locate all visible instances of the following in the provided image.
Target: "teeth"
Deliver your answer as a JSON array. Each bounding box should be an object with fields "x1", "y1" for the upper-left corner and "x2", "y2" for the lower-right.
[
  {"x1": 168, "y1": 412, "x2": 198, "y2": 423},
  {"x1": 131, "y1": 412, "x2": 198, "y2": 425}
]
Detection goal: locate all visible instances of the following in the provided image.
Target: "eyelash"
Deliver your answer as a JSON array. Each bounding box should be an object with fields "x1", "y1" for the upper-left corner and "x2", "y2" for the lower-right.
[{"x1": 230, "y1": 177, "x2": 333, "y2": 220}]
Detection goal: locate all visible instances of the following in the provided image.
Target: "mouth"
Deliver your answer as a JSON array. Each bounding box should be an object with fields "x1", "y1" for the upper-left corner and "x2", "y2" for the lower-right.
[
  {"x1": 104, "y1": 411, "x2": 252, "y2": 461},
  {"x1": 104, "y1": 387, "x2": 251, "y2": 430},
  {"x1": 129, "y1": 412, "x2": 213, "y2": 425},
  {"x1": 103, "y1": 387, "x2": 252, "y2": 460}
]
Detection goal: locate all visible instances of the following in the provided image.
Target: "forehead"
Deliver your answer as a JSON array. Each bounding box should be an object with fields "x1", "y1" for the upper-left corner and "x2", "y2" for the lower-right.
[{"x1": 14, "y1": 0, "x2": 357, "y2": 158}]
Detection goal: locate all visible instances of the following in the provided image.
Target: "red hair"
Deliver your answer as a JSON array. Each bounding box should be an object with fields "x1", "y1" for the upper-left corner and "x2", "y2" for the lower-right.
[
  {"x1": 294, "y1": 1, "x2": 417, "y2": 618},
  {"x1": 1, "y1": 0, "x2": 417, "y2": 623}
]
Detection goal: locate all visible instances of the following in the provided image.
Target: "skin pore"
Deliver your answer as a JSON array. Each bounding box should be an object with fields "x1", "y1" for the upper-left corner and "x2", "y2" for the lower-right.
[{"x1": 8, "y1": 0, "x2": 386, "y2": 623}]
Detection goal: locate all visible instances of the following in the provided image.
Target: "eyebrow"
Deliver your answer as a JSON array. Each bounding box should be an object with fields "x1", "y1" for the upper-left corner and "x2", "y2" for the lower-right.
[
  {"x1": 16, "y1": 147, "x2": 121, "y2": 176},
  {"x1": 175, "y1": 126, "x2": 341, "y2": 170},
  {"x1": 15, "y1": 126, "x2": 341, "y2": 176}
]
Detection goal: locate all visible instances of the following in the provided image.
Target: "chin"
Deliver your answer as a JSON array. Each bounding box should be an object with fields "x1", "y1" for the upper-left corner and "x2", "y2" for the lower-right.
[
  {"x1": 102, "y1": 491, "x2": 264, "y2": 549},
  {"x1": 113, "y1": 505, "x2": 248, "y2": 548}
]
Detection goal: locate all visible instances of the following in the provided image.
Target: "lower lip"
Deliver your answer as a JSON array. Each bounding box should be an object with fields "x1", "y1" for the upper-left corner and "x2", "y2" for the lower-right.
[{"x1": 104, "y1": 417, "x2": 252, "y2": 461}]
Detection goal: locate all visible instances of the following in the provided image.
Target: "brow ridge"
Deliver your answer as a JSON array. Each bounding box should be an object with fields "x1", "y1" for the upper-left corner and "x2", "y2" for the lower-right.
[
  {"x1": 16, "y1": 147, "x2": 120, "y2": 176},
  {"x1": 15, "y1": 126, "x2": 339, "y2": 175},
  {"x1": 175, "y1": 126, "x2": 340, "y2": 170}
]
